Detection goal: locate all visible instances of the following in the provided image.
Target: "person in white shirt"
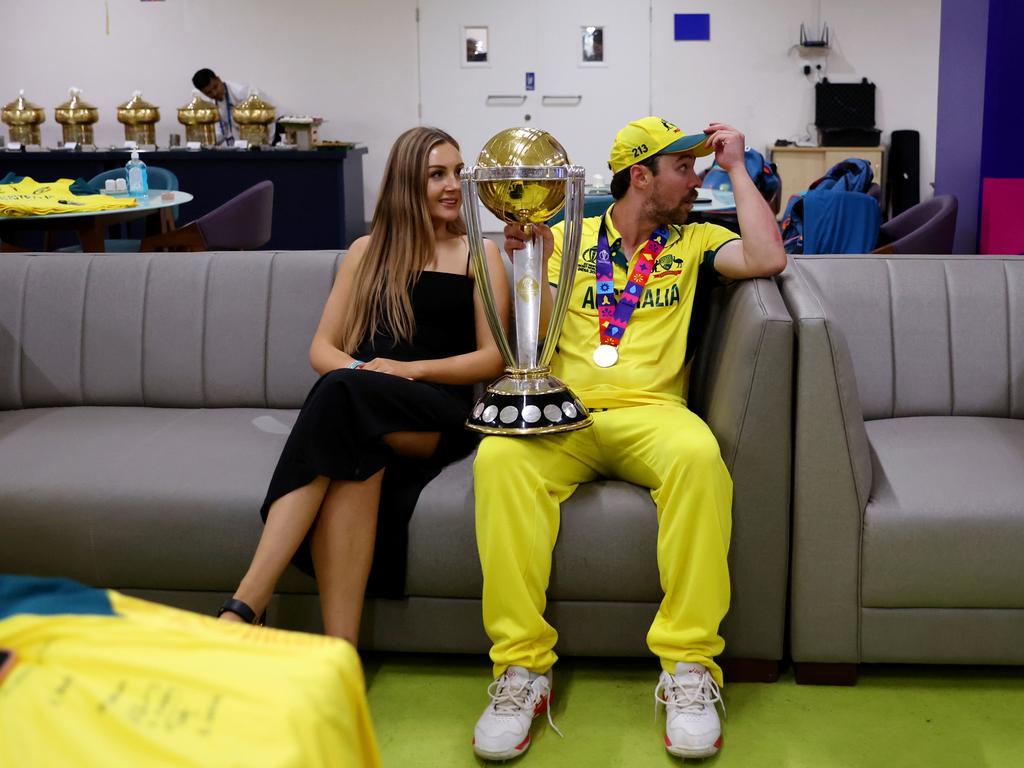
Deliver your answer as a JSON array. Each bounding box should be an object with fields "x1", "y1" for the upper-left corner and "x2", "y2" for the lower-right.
[{"x1": 191, "y1": 68, "x2": 271, "y2": 146}]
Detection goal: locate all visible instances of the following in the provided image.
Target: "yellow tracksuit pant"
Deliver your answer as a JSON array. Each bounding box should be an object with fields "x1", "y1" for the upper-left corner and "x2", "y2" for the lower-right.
[{"x1": 474, "y1": 403, "x2": 732, "y2": 686}]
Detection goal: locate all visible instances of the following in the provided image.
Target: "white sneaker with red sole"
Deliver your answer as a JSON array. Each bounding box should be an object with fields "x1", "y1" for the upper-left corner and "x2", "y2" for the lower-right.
[
  {"x1": 473, "y1": 665, "x2": 561, "y2": 761},
  {"x1": 655, "y1": 661, "x2": 724, "y2": 758}
]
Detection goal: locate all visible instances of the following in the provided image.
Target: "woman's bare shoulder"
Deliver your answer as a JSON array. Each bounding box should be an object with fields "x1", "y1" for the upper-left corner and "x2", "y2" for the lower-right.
[
  {"x1": 346, "y1": 235, "x2": 370, "y2": 258},
  {"x1": 339, "y1": 235, "x2": 371, "y2": 273}
]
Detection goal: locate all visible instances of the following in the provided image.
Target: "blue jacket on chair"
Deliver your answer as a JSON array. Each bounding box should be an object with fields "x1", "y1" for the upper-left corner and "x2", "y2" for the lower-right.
[{"x1": 781, "y1": 158, "x2": 880, "y2": 254}]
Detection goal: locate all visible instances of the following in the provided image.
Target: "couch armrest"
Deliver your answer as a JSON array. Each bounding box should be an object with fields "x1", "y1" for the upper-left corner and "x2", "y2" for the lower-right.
[
  {"x1": 689, "y1": 277, "x2": 793, "y2": 661},
  {"x1": 777, "y1": 258, "x2": 873, "y2": 663}
]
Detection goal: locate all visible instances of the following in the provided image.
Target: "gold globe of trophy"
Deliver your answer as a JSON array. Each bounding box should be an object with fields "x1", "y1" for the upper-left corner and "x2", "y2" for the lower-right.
[{"x1": 461, "y1": 127, "x2": 590, "y2": 435}]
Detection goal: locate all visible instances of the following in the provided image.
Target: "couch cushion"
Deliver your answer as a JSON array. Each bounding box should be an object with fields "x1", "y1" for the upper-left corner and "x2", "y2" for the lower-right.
[
  {"x1": 0, "y1": 406, "x2": 316, "y2": 593},
  {"x1": 407, "y1": 456, "x2": 662, "y2": 602},
  {"x1": 3, "y1": 407, "x2": 666, "y2": 604},
  {"x1": 862, "y1": 416, "x2": 1024, "y2": 608},
  {"x1": 796, "y1": 257, "x2": 1024, "y2": 420},
  {"x1": 0, "y1": 252, "x2": 341, "y2": 411}
]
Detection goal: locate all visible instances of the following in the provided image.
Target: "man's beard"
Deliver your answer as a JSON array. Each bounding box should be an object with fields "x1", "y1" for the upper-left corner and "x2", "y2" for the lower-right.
[{"x1": 648, "y1": 195, "x2": 695, "y2": 226}]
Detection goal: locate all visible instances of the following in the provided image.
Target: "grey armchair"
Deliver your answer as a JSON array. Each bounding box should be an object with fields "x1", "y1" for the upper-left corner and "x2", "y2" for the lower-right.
[{"x1": 778, "y1": 253, "x2": 1024, "y2": 685}]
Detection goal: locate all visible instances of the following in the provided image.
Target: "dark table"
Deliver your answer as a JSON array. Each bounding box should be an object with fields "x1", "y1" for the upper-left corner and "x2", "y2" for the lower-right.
[{"x1": 0, "y1": 147, "x2": 367, "y2": 250}]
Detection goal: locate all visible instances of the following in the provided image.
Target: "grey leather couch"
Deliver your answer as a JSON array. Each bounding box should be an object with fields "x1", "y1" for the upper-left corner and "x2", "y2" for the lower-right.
[
  {"x1": 779, "y1": 254, "x2": 1024, "y2": 684},
  {"x1": 0, "y1": 250, "x2": 792, "y2": 681}
]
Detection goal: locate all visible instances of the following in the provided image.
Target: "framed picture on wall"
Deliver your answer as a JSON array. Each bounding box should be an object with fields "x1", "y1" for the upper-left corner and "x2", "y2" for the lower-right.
[
  {"x1": 462, "y1": 25, "x2": 490, "y2": 67},
  {"x1": 580, "y1": 25, "x2": 605, "y2": 67}
]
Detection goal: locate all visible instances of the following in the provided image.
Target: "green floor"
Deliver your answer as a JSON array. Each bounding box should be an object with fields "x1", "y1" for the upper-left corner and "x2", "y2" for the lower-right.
[{"x1": 363, "y1": 654, "x2": 1024, "y2": 767}]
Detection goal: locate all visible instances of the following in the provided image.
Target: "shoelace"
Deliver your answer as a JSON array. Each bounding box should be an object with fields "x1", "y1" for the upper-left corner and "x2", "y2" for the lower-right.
[
  {"x1": 653, "y1": 668, "x2": 726, "y2": 722},
  {"x1": 487, "y1": 674, "x2": 564, "y2": 738}
]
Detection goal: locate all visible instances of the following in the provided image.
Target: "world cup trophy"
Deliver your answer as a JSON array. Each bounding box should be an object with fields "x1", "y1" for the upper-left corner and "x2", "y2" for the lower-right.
[{"x1": 461, "y1": 127, "x2": 591, "y2": 435}]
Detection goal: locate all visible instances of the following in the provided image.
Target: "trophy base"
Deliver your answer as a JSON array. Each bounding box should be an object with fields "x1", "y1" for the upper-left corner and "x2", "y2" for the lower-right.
[{"x1": 466, "y1": 372, "x2": 592, "y2": 435}]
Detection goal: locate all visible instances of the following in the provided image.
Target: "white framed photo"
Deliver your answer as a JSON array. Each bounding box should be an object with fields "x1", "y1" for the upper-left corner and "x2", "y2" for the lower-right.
[
  {"x1": 580, "y1": 25, "x2": 605, "y2": 67},
  {"x1": 462, "y1": 25, "x2": 490, "y2": 67}
]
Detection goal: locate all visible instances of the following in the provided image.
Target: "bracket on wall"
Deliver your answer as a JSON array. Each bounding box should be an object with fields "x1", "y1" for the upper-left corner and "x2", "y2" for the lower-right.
[{"x1": 798, "y1": 22, "x2": 830, "y2": 54}]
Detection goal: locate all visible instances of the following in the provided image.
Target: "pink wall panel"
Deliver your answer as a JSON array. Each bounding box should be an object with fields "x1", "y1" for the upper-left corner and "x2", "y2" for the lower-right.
[{"x1": 980, "y1": 178, "x2": 1024, "y2": 254}]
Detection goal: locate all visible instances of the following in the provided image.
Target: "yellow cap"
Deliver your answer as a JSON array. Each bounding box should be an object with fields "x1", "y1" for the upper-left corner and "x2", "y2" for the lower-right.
[{"x1": 607, "y1": 116, "x2": 713, "y2": 174}]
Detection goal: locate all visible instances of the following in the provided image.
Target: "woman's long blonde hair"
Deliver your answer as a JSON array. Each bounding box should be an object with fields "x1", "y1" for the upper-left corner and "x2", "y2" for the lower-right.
[{"x1": 340, "y1": 127, "x2": 466, "y2": 351}]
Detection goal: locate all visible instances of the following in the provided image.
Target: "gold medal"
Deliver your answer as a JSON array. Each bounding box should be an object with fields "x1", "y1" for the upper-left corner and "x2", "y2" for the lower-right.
[{"x1": 593, "y1": 344, "x2": 618, "y2": 368}]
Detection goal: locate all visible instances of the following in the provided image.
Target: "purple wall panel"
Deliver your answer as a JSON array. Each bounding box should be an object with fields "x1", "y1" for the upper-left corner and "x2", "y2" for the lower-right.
[
  {"x1": 980, "y1": 0, "x2": 1024, "y2": 179},
  {"x1": 934, "y1": 0, "x2": 989, "y2": 253}
]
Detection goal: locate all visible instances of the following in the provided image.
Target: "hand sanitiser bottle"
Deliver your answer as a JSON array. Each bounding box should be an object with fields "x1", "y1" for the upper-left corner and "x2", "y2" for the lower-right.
[{"x1": 126, "y1": 151, "x2": 149, "y2": 200}]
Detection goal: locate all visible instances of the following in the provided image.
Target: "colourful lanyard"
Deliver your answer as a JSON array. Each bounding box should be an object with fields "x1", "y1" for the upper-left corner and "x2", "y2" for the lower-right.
[
  {"x1": 220, "y1": 90, "x2": 233, "y2": 142},
  {"x1": 593, "y1": 215, "x2": 668, "y2": 366}
]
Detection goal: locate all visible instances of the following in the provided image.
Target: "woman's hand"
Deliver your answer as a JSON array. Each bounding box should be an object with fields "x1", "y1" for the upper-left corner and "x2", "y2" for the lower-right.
[{"x1": 357, "y1": 358, "x2": 421, "y2": 380}]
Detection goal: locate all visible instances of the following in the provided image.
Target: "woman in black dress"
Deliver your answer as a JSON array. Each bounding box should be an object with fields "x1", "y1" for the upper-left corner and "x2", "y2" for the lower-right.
[{"x1": 218, "y1": 127, "x2": 508, "y2": 641}]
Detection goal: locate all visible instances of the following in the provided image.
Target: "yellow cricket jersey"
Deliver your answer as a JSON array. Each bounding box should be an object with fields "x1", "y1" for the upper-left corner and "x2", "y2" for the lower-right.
[
  {"x1": 0, "y1": 577, "x2": 382, "y2": 768},
  {"x1": 548, "y1": 206, "x2": 739, "y2": 409},
  {"x1": 0, "y1": 177, "x2": 137, "y2": 217}
]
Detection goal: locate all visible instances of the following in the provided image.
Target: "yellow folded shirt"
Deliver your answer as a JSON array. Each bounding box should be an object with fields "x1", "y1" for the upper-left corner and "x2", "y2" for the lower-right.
[{"x1": 0, "y1": 177, "x2": 137, "y2": 217}]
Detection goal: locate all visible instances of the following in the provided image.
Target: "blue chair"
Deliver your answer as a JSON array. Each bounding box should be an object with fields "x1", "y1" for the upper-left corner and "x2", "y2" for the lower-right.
[
  {"x1": 90, "y1": 166, "x2": 180, "y2": 222},
  {"x1": 59, "y1": 166, "x2": 181, "y2": 252}
]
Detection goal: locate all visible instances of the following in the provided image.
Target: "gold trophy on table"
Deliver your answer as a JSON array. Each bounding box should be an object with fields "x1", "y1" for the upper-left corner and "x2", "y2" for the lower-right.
[{"x1": 461, "y1": 127, "x2": 591, "y2": 435}]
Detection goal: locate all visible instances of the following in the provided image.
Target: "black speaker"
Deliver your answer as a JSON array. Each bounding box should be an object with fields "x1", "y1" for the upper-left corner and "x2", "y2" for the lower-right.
[{"x1": 888, "y1": 130, "x2": 920, "y2": 217}]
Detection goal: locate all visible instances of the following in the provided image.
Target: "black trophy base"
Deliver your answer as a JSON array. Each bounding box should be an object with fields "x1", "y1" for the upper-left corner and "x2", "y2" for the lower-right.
[{"x1": 466, "y1": 384, "x2": 592, "y2": 436}]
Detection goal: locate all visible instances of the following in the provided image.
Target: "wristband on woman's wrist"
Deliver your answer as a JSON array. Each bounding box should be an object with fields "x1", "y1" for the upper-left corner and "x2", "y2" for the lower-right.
[{"x1": 346, "y1": 359, "x2": 364, "y2": 369}]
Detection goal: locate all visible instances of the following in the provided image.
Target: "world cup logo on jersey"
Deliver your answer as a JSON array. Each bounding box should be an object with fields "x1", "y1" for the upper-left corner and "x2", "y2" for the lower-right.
[{"x1": 460, "y1": 127, "x2": 592, "y2": 435}]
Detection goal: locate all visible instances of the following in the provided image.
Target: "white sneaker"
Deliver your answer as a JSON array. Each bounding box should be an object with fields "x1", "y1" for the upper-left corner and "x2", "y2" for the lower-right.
[
  {"x1": 655, "y1": 662, "x2": 724, "y2": 758},
  {"x1": 473, "y1": 665, "x2": 560, "y2": 761}
]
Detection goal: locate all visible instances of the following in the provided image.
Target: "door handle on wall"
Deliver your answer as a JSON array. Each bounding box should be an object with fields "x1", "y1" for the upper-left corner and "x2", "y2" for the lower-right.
[
  {"x1": 486, "y1": 95, "x2": 527, "y2": 106},
  {"x1": 541, "y1": 95, "x2": 582, "y2": 106}
]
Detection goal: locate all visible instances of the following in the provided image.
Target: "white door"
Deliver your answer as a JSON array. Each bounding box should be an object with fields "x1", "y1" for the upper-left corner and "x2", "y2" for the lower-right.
[
  {"x1": 418, "y1": 0, "x2": 650, "y2": 229},
  {"x1": 530, "y1": 1, "x2": 652, "y2": 186},
  {"x1": 417, "y1": 1, "x2": 537, "y2": 161}
]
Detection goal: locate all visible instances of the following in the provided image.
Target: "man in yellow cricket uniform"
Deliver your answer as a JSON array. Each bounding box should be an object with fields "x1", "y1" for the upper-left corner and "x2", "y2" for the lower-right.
[{"x1": 472, "y1": 117, "x2": 787, "y2": 762}]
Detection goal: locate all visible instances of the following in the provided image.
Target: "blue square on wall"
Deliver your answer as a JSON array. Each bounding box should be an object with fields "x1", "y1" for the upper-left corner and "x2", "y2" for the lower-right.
[{"x1": 674, "y1": 13, "x2": 710, "y2": 41}]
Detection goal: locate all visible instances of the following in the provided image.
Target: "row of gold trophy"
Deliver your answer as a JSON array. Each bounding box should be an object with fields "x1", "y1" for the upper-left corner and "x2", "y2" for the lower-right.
[{"x1": 1, "y1": 88, "x2": 277, "y2": 148}]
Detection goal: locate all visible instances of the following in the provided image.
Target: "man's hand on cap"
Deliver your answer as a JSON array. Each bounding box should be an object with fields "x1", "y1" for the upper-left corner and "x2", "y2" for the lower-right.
[{"x1": 704, "y1": 123, "x2": 745, "y2": 173}]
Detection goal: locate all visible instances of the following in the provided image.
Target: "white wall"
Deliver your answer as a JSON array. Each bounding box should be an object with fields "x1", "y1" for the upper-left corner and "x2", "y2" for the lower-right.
[
  {"x1": 2, "y1": 0, "x2": 940, "y2": 218},
  {"x1": 651, "y1": 0, "x2": 940, "y2": 200},
  {"x1": 2, "y1": 0, "x2": 420, "y2": 222}
]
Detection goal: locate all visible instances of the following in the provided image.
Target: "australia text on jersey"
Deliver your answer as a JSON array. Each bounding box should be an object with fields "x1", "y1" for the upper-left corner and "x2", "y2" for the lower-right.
[{"x1": 580, "y1": 283, "x2": 680, "y2": 310}]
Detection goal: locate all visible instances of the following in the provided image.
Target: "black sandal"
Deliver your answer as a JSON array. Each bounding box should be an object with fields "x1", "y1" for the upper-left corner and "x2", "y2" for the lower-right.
[{"x1": 217, "y1": 597, "x2": 265, "y2": 625}]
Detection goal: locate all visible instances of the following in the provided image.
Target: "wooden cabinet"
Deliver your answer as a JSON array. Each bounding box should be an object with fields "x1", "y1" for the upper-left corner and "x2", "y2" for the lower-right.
[{"x1": 769, "y1": 145, "x2": 885, "y2": 212}]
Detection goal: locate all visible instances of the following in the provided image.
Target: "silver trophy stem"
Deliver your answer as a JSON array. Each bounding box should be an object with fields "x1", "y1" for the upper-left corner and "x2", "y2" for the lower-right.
[
  {"x1": 540, "y1": 168, "x2": 585, "y2": 367},
  {"x1": 460, "y1": 177, "x2": 516, "y2": 368},
  {"x1": 514, "y1": 231, "x2": 543, "y2": 370}
]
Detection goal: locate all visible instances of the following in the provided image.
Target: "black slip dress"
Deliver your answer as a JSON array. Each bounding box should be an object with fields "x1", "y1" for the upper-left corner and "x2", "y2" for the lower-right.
[{"x1": 259, "y1": 257, "x2": 479, "y2": 597}]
